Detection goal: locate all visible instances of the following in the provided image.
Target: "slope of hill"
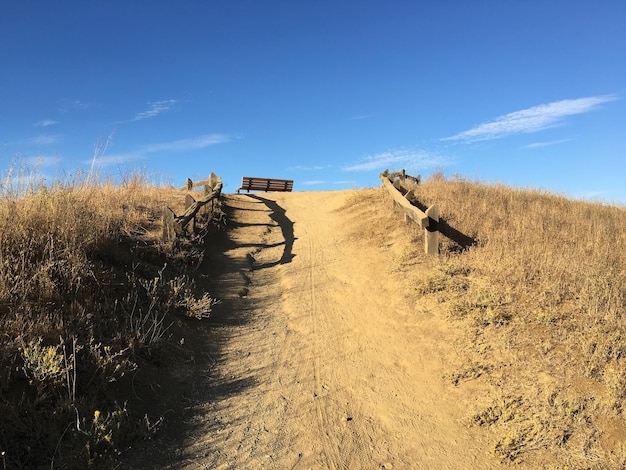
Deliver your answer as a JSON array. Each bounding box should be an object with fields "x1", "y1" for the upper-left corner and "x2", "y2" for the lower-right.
[
  {"x1": 122, "y1": 189, "x2": 501, "y2": 469},
  {"x1": 124, "y1": 180, "x2": 625, "y2": 468},
  {"x1": 2, "y1": 174, "x2": 625, "y2": 468},
  {"x1": 410, "y1": 176, "x2": 626, "y2": 466},
  {"x1": 0, "y1": 178, "x2": 221, "y2": 468}
]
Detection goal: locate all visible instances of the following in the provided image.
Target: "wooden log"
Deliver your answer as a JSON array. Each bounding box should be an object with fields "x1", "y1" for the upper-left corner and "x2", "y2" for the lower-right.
[
  {"x1": 425, "y1": 204, "x2": 439, "y2": 255},
  {"x1": 206, "y1": 172, "x2": 223, "y2": 196},
  {"x1": 185, "y1": 193, "x2": 195, "y2": 209},
  {"x1": 379, "y1": 174, "x2": 429, "y2": 229},
  {"x1": 176, "y1": 182, "x2": 223, "y2": 230},
  {"x1": 162, "y1": 206, "x2": 177, "y2": 242},
  {"x1": 380, "y1": 173, "x2": 439, "y2": 255},
  {"x1": 208, "y1": 172, "x2": 221, "y2": 190},
  {"x1": 167, "y1": 173, "x2": 223, "y2": 240},
  {"x1": 179, "y1": 173, "x2": 222, "y2": 191},
  {"x1": 185, "y1": 194, "x2": 196, "y2": 234}
]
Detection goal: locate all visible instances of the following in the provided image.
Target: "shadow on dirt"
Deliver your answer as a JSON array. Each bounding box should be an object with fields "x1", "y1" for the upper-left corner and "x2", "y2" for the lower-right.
[
  {"x1": 243, "y1": 194, "x2": 296, "y2": 267},
  {"x1": 118, "y1": 197, "x2": 266, "y2": 469}
]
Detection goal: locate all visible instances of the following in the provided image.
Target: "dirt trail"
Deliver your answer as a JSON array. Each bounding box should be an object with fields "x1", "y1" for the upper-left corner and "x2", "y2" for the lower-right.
[{"x1": 126, "y1": 190, "x2": 500, "y2": 469}]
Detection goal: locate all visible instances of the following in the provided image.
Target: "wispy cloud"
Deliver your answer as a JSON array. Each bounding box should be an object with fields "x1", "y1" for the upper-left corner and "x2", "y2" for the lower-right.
[
  {"x1": 524, "y1": 139, "x2": 571, "y2": 149},
  {"x1": 288, "y1": 164, "x2": 333, "y2": 171},
  {"x1": 59, "y1": 99, "x2": 91, "y2": 112},
  {"x1": 34, "y1": 119, "x2": 59, "y2": 128},
  {"x1": 87, "y1": 133, "x2": 230, "y2": 167},
  {"x1": 23, "y1": 155, "x2": 61, "y2": 167},
  {"x1": 302, "y1": 180, "x2": 325, "y2": 186},
  {"x1": 132, "y1": 99, "x2": 179, "y2": 121},
  {"x1": 23, "y1": 134, "x2": 62, "y2": 146},
  {"x1": 347, "y1": 113, "x2": 375, "y2": 121},
  {"x1": 343, "y1": 149, "x2": 448, "y2": 172},
  {"x1": 140, "y1": 134, "x2": 229, "y2": 152},
  {"x1": 443, "y1": 95, "x2": 618, "y2": 142},
  {"x1": 86, "y1": 154, "x2": 140, "y2": 167}
]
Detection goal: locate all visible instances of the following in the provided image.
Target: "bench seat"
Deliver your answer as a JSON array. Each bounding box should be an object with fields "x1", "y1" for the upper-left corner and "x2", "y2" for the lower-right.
[{"x1": 237, "y1": 176, "x2": 294, "y2": 193}]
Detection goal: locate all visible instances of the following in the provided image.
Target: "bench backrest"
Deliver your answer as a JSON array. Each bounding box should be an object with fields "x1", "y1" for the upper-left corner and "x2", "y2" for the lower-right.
[{"x1": 240, "y1": 177, "x2": 293, "y2": 192}]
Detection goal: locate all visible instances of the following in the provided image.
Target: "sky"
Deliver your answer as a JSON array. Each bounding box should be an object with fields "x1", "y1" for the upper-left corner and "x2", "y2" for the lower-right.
[{"x1": 2, "y1": 1, "x2": 625, "y2": 203}]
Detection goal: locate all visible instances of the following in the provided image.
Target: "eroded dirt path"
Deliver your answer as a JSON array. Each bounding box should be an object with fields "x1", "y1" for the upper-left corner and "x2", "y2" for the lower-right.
[{"x1": 126, "y1": 190, "x2": 500, "y2": 469}]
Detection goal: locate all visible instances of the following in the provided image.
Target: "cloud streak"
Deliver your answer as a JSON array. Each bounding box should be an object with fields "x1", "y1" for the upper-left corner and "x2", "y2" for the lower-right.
[
  {"x1": 140, "y1": 134, "x2": 230, "y2": 153},
  {"x1": 59, "y1": 99, "x2": 91, "y2": 113},
  {"x1": 88, "y1": 133, "x2": 230, "y2": 167},
  {"x1": 343, "y1": 149, "x2": 448, "y2": 172},
  {"x1": 288, "y1": 164, "x2": 332, "y2": 171},
  {"x1": 132, "y1": 99, "x2": 179, "y2": 121},
  {"x1": 443, "y1": 95, "x2": 618, "y2": 142},
  {"x1": 34, "y1": 120, "x2": 59, "y2": 128},
  {"x1": 524, "y1": 139, "x2": 571, "y2": 149},
  {"x1": 20, "y1": 134, "x2": 62, "y2": 146},
  {"x1": 347, "y1": 113, "x2": 375, "y2": 121}
]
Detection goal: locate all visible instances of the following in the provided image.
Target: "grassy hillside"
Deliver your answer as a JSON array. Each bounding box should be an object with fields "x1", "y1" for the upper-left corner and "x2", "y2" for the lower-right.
[
  {"x1": 2, "y1": 170, "x2": 624, "y2": 468},
  {"x1": 404, "y1": 174, "x2": 626, "y2": 467},
  {"x1": 0, "y1": 175, "x2": 220, "y2": 468}
]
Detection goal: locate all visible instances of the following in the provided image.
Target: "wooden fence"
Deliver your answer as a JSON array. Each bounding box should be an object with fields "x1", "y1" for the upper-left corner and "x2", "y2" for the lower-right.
[
  {"x1": 162, "y1": 172, "x2": 223, "y2": 242},
  {"x1": 379, "y1": 170, "x2": 439, "y2": 255}
]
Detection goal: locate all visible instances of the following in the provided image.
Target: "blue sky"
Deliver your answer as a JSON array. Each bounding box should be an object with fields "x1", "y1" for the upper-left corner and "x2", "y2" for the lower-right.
[{"x1": 2, "y1": 1, "x2": 625, "y2": 202}]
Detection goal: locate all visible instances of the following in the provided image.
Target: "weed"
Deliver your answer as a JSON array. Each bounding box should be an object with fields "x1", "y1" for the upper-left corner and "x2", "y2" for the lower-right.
[
  {"x1": 444, "y1": 361, "x2": 490, "y2": 386},
  {"x1": 0, "y1": 165, "x2": 221, "y2": 468},
  {"x1": 19, "y1": 338, "x2": 65, "y2": 389},
  {"x1": 394, "y1": 173, "x2": 626, "y2": 465},
  {"x1": 412, "y1": 260, "x2": 469, "y2": 296},
  {"x1": 448, "y1": 286, "x2": 511, "y2": 326}
]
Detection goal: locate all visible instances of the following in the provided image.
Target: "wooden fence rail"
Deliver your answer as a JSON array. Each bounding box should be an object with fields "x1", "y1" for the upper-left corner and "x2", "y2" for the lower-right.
[
  {"x1": 379, "y1": 170, "x2": 439, "y2": 255},
  {"x1": 163, "y1": 172, "x2": 223, "y2": 242}
]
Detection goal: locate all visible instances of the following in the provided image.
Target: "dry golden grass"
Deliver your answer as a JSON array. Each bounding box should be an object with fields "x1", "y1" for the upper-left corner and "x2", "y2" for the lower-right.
[
  {"x1": 405, "y1": 174, "x2": 626, "y2": 467},
  {"x1": 0, "y1": 172, "x2": 219, "y2": 468}
]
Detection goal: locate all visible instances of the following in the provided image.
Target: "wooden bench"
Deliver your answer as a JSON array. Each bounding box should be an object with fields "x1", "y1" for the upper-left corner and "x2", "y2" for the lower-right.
[{"x1": 237, "y1": 176, "x2": 294, "y2": 193}]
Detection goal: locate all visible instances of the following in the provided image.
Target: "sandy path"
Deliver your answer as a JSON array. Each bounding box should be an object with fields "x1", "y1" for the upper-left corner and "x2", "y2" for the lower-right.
[{"x1": 135, "y1": 190, "x2": 500, "y2": 469}]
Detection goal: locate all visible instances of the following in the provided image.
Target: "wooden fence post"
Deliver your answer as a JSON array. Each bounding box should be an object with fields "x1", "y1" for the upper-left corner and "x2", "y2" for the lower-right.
[
  {"x1": 379, "y1": 171, "x2": 439, "y2": 256},
  {"x1": 185, "y1": 193, "x2": 196, "y2": 234},
  {"x1": 425, "y1": 204, "x2": 439, "y2": 255},
  {"x1": 162, "y1": 207, "x2": 177, "y2": 242},
  {"x1": 164, "y1": 173, "x2": 223, "y2": 242}
]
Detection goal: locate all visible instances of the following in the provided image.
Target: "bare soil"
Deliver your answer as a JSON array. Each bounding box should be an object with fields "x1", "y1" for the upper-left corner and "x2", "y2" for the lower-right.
[{"x1": 121, "y1": 190, "x2": 502, "y2": 469}]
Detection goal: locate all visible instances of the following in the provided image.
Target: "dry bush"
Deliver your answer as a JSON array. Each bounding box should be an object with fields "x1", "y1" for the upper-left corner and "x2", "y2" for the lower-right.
[
  {"x1": 403, "y1": 174, "x2": 626, "y2": 466},
  {"x1": 0, "y1": 171, "x2": 219, "y2": 468}
]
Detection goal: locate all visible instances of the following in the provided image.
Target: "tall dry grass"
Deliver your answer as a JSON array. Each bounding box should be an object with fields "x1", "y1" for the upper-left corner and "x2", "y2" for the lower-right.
[
  {"x1": 0, "y1": 171, "x2": 219, "y2": 468},
  {"x1": 404, "y1": 175, "x2": 626, "y2": 467}
]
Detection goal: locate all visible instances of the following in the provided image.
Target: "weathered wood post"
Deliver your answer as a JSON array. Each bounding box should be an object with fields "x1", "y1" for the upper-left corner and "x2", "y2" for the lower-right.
[
  {"x1": 163, "y1": 173, "x2": 223, "y2": 242},
  {"x1": 379, "y1": 171, "x2": 439, "y2": 256},
  {"x1": 425, "y1": 205, "x2": 439, "y2": 255},
  {"x1": 206, "y1": 172, "x2": 222, "y2": 212},
  {"x1": 185, "y1": 193, "x2": 196, "y2": 235},
  {"x1": 162, "y1": 207, "x2": 177, "y2": 242}
]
